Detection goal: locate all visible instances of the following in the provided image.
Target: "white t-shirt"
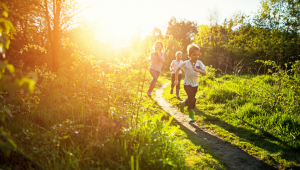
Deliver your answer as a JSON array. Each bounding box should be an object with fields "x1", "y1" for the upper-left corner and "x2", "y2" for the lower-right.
[
  {"x1": 170, "y1": 60, "x2": 183, "y2": 74},
  {"x1": 179, "y1": 60, "x2": 206, "y2": 87}
]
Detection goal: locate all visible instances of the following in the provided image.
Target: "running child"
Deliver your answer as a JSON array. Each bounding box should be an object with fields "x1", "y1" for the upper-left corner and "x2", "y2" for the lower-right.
[
  {"x1": 146, "y1": 40, "x2": 165, "y2": 98},
  {"x1": 174, "y1": 44, "x2": 206, "y2": 122},
  {"x1": 170, "y1": 51, "x2": 183, "y2": 98}
]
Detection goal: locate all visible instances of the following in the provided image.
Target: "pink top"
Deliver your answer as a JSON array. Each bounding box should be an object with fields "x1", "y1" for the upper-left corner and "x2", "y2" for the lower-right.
[{"x1": 149, "y1": 52, "x2": 164, "y2": 72}]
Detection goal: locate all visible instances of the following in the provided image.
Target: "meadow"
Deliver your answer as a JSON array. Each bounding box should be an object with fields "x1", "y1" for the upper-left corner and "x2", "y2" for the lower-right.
[
  {"x1": 1, "y1": 0, "x2": 300, "y2": 169},
  {"x1": 0, "y1": 52, "x2": 226, "y2": 169},
  {"x1": 163, "y1": 62, "x2": 300, "y2": 169}
]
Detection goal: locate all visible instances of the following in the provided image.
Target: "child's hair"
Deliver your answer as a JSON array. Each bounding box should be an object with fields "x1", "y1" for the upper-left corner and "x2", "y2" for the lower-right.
[
  {"x1": 175, "y1": 51, "x2": 182, "y2": 56},
  {"x1": 153, "y1": 40, "x2": 165, "y2": 52},
  {"x1": 187, "y1": 44, "x2": 200, "y2": 55}
]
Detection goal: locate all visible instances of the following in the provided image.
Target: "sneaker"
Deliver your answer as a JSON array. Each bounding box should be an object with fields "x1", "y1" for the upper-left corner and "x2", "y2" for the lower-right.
[
  {"x1": 176, "y1": 89, "x2": 180, "y2": 98},
  {"x1": 147, "y1": 91, "x2": 152, "y2": 98}
]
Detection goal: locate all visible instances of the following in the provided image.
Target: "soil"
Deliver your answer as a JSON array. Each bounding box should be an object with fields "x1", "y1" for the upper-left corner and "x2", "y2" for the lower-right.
[{"x1": 154, "y1": 82, "x2": 276, "y2": 170}]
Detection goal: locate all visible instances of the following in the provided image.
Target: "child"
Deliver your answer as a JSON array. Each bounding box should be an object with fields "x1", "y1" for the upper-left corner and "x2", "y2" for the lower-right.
[
  {"x1": 146, "y1": 40, "x2": 165, "y2": 98},
  {"x1": 170, "y1": 51, "x2": 183, "y2": 98},
  {"x1": 174, "y1": 44, "x2": 206, "y2": 122}
]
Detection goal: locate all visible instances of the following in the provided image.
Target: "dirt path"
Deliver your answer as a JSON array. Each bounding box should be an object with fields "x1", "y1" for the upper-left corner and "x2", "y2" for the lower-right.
[{"x1": 154, "y1": 82, "x2": 275, "y2": 170}]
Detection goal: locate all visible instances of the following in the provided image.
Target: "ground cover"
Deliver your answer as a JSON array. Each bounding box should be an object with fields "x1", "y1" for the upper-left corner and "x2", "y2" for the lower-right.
[
  {"x1": 1, "y1": 63, "x2": 223, "y2": 170},
  {"x1": 162, "y1": 65, "x2": 300, "y2": 170}
]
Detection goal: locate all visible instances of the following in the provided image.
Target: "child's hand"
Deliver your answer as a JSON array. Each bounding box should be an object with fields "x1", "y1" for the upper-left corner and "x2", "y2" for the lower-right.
[
  {"x1": 155, "y1": 50, "x2": 160, "y2": 56},
  {"x1": 174, "y1": 80, "x2": 179, "y2": 85},
  {"x1": 193, "y1": 66, "x2": 200, "y2": 72}
]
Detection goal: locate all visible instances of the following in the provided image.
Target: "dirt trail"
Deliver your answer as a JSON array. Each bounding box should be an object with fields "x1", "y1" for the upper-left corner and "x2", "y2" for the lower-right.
[{"x1": 154, "y1": 82, "x2": 275, "y2": 170}]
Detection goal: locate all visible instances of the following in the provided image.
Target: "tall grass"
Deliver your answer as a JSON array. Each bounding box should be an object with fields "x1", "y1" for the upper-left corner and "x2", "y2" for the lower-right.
[
  {"x1": 198, "y1": 63, "x2": 300, "y2": 146},
  {"x1": 0, "y1": 47, "x2": 191, "y2": 169},
  {"x1": 163, "y1": 61, "x2": 300, "y2": 169},
  {"x1": 194, "y1": 61, "x2": 300, "y2": 168}
]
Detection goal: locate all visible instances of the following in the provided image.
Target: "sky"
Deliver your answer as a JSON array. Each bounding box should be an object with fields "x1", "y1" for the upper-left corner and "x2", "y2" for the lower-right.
[{"x1": 79, "y1": 0, "x2": 262, "y2": 39}]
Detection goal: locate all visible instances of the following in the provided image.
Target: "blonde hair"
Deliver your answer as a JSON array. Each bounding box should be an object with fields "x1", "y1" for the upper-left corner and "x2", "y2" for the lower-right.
[
  {"x1": 175, "y1": 51, "x2": 182, "y2": 56},
  {"x1": 187, "y1": 44, "x2": 200, "y2": 55},
  {"x1": 153, "y1": 40, "x2": 165, "y2": 52}
]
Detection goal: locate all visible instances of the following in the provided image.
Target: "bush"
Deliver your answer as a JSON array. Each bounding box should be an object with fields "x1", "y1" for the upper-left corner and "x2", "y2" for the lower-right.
[
  {"x1": 206, "y1": 88, "x2": 237, "y2": 103},
  {"x1": 237, "y1": 103, "x2": 263, "y2": 118}
]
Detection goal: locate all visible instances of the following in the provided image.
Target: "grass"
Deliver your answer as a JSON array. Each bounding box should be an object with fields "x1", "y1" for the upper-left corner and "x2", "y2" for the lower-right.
[
  {"x1": 0, "y1": 69, "x2": 224, "y2": 170},
  {"x1": 142, "y1": 73, "x2": 225, "y2": 169},
  {"x1": 163, "y1": 73, "x2": 300, "y2": 170}
]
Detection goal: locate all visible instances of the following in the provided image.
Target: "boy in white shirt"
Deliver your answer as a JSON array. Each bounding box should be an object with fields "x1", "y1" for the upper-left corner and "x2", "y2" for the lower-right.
[
  {"x1": 170, "y1": 51, "x2": 183, "y2": 98},
  {"x1": 174, "y1": 44, "x2": 206, "y2": 122}
]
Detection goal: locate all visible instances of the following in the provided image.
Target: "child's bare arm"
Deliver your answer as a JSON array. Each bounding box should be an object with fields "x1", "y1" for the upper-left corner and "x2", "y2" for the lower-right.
[
  {"x1": 170, "y1": 61, "x2": 174, "y2": 71},
  {"x1": 155, "y1": 51, "x2": 164, "y2": 62},
  {"x1": 174, "y1": 67, "x2": 181, "y2": 85}
]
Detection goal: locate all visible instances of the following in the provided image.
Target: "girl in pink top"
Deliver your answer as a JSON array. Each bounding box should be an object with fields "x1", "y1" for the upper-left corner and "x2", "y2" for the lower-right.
[{"x1": 145, "y1": 40, "x2": 165, "y2": 98}]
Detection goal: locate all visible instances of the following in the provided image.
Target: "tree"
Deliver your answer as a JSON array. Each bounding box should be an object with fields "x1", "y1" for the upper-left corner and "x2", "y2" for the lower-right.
[
  {"x1": 166, "y1": 17, "x2": 198, "y2": 52},
  {"x1": 2, "y1": 0, "x2": 47, "y2": 66},
  {"x1": 3, "y1": 0, "x2": 97, "y2": 71},
  {"x1": 162, "y1": 36, "x2": 183, "y2": 71}
]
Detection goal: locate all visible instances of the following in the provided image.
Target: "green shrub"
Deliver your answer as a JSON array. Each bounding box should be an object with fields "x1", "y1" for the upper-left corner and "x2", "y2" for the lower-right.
[
  {"x1": 260, "y1": 75, "x2": 277, "y2": 85},
  {"x1": 206, "y1": 88, "x2": 237, "y2": 103},
  {"x1": 222, "y1": 74, "x2": 235, "y2": 80},
  {"x1": 237, "y1": 103, "x2": 263, "y2": 118}
]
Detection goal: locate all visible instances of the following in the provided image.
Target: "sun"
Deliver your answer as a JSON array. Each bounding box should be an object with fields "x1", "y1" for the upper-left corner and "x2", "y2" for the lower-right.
[{"x1": 79, "y1": 0, "x2": 150, "y2": 41}]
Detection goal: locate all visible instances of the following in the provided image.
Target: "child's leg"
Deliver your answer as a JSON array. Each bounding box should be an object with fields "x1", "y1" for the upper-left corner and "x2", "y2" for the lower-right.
[
  {"x1": 176, "y1": 74, "x2": 181, "y2": 97},
  {"x1": 148, "y1": 69, "x2": 160, "y2": 93},
  {"x1": 184, "y1": 85, "x2": 198, "y2": 110},
  {"x1": 180, "y1": 85, "x2": 190, "y2": 112},
  {"x1": 170, "y1": 74, "x2": 175, "y2": 94},
  {"x1": 184, "y1": 85, "x2": 198, "y2": 122}
]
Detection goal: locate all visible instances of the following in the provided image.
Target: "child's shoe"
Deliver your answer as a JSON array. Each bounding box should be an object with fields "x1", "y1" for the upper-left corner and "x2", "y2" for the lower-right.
[
  {"x1": 176, "y1": 89, "x2": 180, "y2": 98},
  {"x1": 170, "y1": 88, "x2": 173, "y2": 94},
  {"x1": 179, "y1": 101, "x2": 185, "y2": 113},
  {"x1": 147, "y1": 91, "x2": 152, "y2": 98},
  {"x1": 188, "y1": 109, "x2": 195, "y2": 122}
]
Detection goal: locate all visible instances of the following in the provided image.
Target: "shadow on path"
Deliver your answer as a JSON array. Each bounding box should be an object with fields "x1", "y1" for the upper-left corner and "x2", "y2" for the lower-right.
[
  {"x1": 193, "y1": 106, "x2": 299, "y2": 164},
  {"x1": 155, "y1": 82, "x2": 277, "y2": 170}
]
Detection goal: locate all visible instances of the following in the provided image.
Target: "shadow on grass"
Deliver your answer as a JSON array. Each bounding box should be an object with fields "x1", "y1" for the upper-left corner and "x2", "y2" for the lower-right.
[
  {"x1": 170, "y1": 117, "x2": 277, "y2": 170},
  {"x1": 193, "y1": 107, "x2": 300, "y2": 166},
  {"x1": 158, "y1": 97, "x2": 276, "y2": 170},
  {"x1": 170, "y1": 121, "x2": 225, "y2": 170}
]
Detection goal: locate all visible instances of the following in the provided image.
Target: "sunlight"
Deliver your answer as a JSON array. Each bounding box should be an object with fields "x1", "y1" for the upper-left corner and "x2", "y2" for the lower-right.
[{"x1": 80, "y1": 0, "x2": 150, "y2": 40}]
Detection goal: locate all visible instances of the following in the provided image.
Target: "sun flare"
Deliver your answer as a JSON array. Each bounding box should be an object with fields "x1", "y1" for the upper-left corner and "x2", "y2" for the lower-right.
[{"x1": 80, "y1": 0, "x2": 153, "y2": 40}]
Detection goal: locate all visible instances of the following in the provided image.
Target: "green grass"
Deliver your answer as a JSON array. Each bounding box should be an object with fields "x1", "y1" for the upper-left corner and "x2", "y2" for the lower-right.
[
  {"x1": 163, "y1": 74, "x2": 300, "y2": 169},
  {"x1": 0, "y1": 69, "x2": 224, "y2": 170},
  {"x1": 143, "y1": 72, "x2": 225, "y2": 169}
]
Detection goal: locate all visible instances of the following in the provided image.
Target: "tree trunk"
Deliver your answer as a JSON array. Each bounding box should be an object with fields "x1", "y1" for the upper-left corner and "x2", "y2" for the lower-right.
[
  {"x1": 44, "y1": 0, "x2": 52, "y2": 50},
  {"x1": 52, "y1": 0, "x2": 61, "y2": 72}
]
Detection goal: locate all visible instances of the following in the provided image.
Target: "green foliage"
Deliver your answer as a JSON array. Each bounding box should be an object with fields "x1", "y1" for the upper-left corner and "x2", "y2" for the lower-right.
[
  {"x1": 236, "y1": 102, "x2": 263, "y2": 118},
  {"x1": 164, "y1": 57, "x2": 300, "y2": 168},
  {"x1": 0, "y1": 41, "x2": 201, "y2": 169},
  {"x1": 0, "y1": 4, "x2": 15, "y2": 58},
  {"x1": 162, "y1": 36, "x2": 184, "y2": 71},
  {"x1": 186, "y1": 59, "x2": 300, "y2": 168},
  {"x1": 206, "y1": 87, "x2": 237, "y2": 104},
  {"x1": 166, "y1": 17, "x2": 198, "y2": 52},
  {"x1": 0, "y1": 8, "x2": 37, "y2": 168}
]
